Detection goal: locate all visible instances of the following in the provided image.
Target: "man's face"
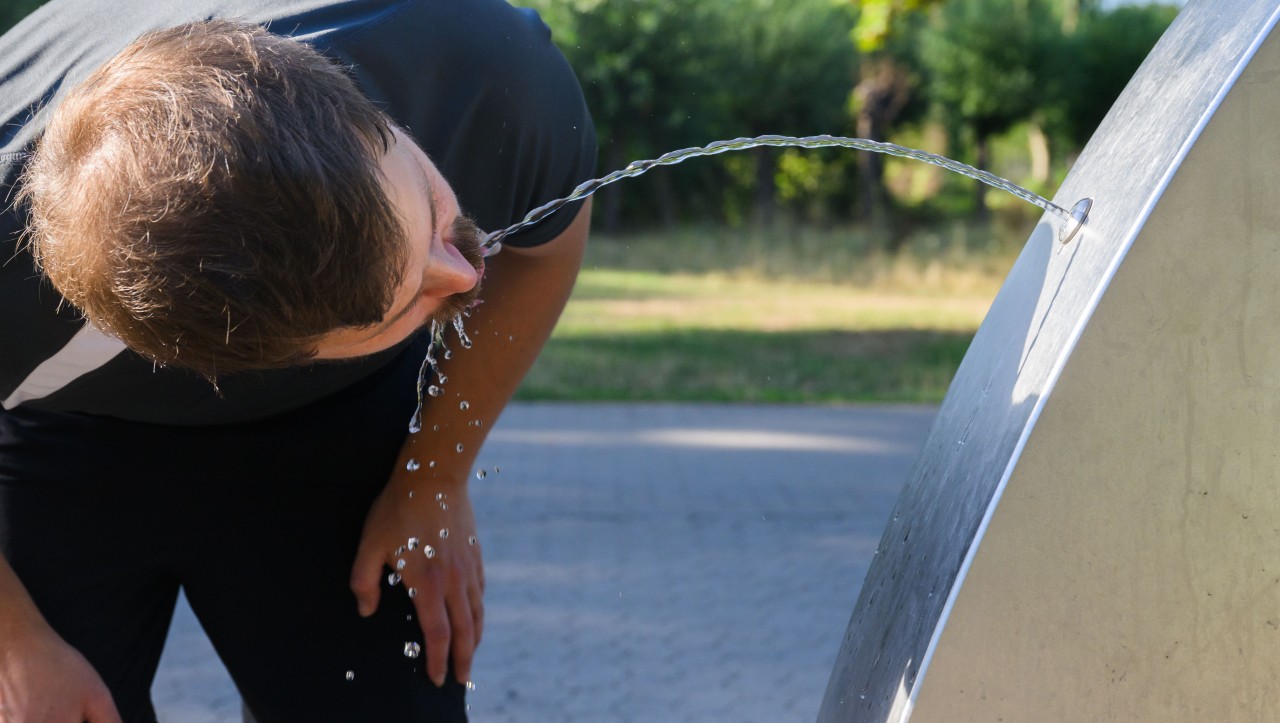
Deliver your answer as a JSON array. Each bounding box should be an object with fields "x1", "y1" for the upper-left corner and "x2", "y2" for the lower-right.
[{"x1": 312, "y1": 125, "x2": 485, "y2": 359}]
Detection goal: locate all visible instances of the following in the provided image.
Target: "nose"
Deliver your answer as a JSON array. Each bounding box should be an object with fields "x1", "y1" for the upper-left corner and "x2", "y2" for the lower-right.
[{"x1": 422, "y1": 240, "x2": 481, "y2": 297}]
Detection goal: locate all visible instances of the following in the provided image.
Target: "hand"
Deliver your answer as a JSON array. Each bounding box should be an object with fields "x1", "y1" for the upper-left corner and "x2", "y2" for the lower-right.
[
  {"x1": 350, "y1": 474, "x2": 484, "y2": 687},
  {"x1": 0, "y1": 622, "x2": 122, "y2": 723}
]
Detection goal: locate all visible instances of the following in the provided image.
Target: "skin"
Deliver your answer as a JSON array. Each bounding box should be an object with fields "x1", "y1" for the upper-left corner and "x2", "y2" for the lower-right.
[{"x1": 0, "y1": 125, "x2": 592, "y2": 717}]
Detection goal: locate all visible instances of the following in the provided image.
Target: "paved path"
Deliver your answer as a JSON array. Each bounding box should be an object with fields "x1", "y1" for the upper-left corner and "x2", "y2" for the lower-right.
[{"x1": 151, "y1": 402, "x2": 936, "y2": 722}]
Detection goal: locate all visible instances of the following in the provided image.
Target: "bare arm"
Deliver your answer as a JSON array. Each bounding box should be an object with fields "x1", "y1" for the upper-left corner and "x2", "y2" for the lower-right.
[{"x1": 350, "y1": 199, "x2": 592, "y2": 687}]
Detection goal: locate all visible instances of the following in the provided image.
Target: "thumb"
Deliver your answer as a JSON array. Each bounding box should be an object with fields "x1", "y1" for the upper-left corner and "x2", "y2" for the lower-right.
[{"x1": 350, "y1": 542, "x2": 385, "y2": 618}]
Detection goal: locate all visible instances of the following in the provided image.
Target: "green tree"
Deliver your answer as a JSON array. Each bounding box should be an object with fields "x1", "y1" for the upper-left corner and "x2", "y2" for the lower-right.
[
  {"x1": 1052, "y1": 3, "x2": 1179, "y2": 150},
  {"x1": 522, "y1": 0, "x2": 729, "y2": 230},
  {"x1": 918, "y1": 0, "x2": 1058, "y2": 219},
  {"x1": 0, "y1": 0, "x2": 45, "y2": 36},
  {"x1": 715, "y1": 0, "x2": 858, "y2": 225},
  {"x1": 847, "y1": 0, "x2": 939, "y2": 224}
]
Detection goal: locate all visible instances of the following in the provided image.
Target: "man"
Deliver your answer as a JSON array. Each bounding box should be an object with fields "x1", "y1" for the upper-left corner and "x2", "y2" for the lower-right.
[{"x1": 0, "y1": 1, "x2": 594, "y2": 721}]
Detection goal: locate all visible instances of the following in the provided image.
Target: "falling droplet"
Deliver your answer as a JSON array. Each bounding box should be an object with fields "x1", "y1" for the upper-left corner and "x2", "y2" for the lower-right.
[
  {"x1": 388, "y1": 572, "x2": 402, "y2": 586},
  {"x1": 408, "y1": 587, "x2": 418, "y2": 599},
  {"x1": 408, "y1": 490, "x2": 415, "y2": 499},
  {"x1": 395, "y1": 559, "x2": 406, "y2": 571},
  {"x1": 429, "y1": 460, "x2": 437, "y2": 468},
  {"x1": 406, "y1": 459, "x2": 421, "y2": 472},
  {"x1": 459, "y1": 401, "x2": 470, "y2": 411},
  {"x1": 465, "y1": 681, "x2": 476, "y2": 691},
  {"x1": 451, "y1": 314, "x2": 473, "y2": 350},
  {"x1": 455, "y1": 443, "x2": 464, "y2": 453},
  {"x1": 404, "y1": 642, "x2": 421, "y2": 659},
  {"x1": 395, "y1": 545, "x2": 407, "y2": 556},
  {"x1": 439, "y1": 528, "x2": 449, "y2": 539},
  {"x1": 435, "y1": 493, "x2": 446, "y2": 501},
  {"x1": 475, "y1": 469, "x2": 487, "y2": 480},
  {"x1": 346, "y1": 670, "x2": 355, "y2": 682},
  {"x1": 494, "y1": 466, "x2": 501, "y2": 474},
  {"x1": 427, "y1": 385, "x2": 442, "y2": 397},
  {"x1": 407, "y1": 537, "x2": 420, "y2": 550},
  {"x1": 423, "y1": 546, "x2": 436, "y2": 559},
  {"x1": 444, "y1": 350, "x2": 453, "y2": 360},
  {"x1": 468, "y1": 535, "x2": 478, "y2": 546},
  {"x1": 432, "y1": 425, "x2": 440, "y2": 432},
  {"x1": 437, "y1": 374, "x2": 448, "y2": 384},
  {"x1": 440, "y1": 503, "x2": 449, "y2": 511}
]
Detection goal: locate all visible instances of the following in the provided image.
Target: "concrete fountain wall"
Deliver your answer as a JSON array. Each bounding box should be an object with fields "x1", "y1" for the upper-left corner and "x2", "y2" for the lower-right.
[{"x1": 819, "y1": 1, "x2": 1280, "y2": 720}]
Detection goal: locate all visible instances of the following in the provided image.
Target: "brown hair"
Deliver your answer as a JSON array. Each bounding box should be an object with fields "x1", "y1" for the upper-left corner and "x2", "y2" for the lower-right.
[{"x1": 20, "y1": 19, "x2": 406, "y2": 378}]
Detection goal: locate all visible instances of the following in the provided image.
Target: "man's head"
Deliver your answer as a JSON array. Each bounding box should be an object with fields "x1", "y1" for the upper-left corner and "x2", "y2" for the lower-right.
[{"x1": 20, "y1": 20, "x2": 483, "y2": 378}]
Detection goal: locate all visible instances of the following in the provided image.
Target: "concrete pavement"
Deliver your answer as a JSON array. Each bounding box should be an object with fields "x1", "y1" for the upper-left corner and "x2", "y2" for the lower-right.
[{"x1": 151, "y1": 402, "x2": 936, "y2": 722}]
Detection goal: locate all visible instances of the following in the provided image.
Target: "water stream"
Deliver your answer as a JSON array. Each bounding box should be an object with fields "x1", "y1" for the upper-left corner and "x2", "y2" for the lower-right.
[{"x1": 480, "y1": 133, "x2": 1091, "y2": 254}]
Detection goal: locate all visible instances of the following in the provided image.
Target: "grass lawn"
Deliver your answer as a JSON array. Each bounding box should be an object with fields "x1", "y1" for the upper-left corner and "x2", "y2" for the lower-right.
[{"x1": 517, "y1": 224, "x2": 1021, "y2": 403}]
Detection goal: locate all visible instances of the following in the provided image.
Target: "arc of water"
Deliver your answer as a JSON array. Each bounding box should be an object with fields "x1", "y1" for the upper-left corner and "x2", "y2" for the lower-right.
[{"x1": 481, "y1": 134, "x2": 1086, "y2": 254}]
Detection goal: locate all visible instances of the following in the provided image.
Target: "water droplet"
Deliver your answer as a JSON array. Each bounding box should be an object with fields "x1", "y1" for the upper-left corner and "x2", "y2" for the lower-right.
[
  {"x1": 459, "y1": 401, "x2": 470, "y2": 411},
  {"x1": 455, "y1": 443, "x2": 464, "y2": 453},
  {"x1": 468, "y1": 535, "x2": 478, "y2": 546},
  {"x1": 465, "y1": 681, "x2": 476, "y2": 691},
  {"x1": 427, "y1": 385, "x2": 442, "y2": 397},
  {"x1": 395, "y1": 559, "x2": 406, "y2": 570},
  {"x1": 429, "y1": 460, "x2": 437, "y2": 468},
  {"x1": 407, "y1": 537, "x2": 420, "y2": 550},
  {"x1": 408, "y1": 490, "x2": 415, "y2": 499},
  {"x1": 444, "y1": 350, "x2": 453, "y2": 360},
  {"x1": 435, "y1": 493, "x2": 446, "y2": 501},
  {"x1": 475, "y1": 469, "x2": 487, "y2": 480},
  {"x1": 437, "y1": 374, "x2": 448, "y2": 384},
  {"x1": 406, "y1": 459, "x2": 421, "y2": 472},
  {"x1": 494, "y1": 466, "x2": 500, "y2": 474},
  {"x1": 404, "y1": 642, "x2": 421, "y2": 659},
  {"x1": 395, "y1": 546, "x2": 407, "y2": 556},
  {"x1": 432, "y1": 425, "x2": 440, "y2": 432},
  {"x1": 461, "y1": 338, "x2": 473, "y2": 349},
  {"x1": 346, "y1": 670, "x2": 355, "y2": 682},
  {"x1": 423, "y1": 546, "x2": 436, "y2": 559},
  {"x1": 387, "y1": 572, "x2": 401, "y2": 586},
  {"x1": 408, "y1": 587, "x2": 418, "y2": 598},
  {"x1": 440, "y1": 503, "x2": 449, "y2": 511},
  {"x1": 439, "y1": 528, "x2": 449, "y2": 539}
]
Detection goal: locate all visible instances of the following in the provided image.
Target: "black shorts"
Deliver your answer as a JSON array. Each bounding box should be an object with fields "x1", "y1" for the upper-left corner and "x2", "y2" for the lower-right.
[{"x1": 0, "y1": 334, "x2": 466, "y2": 722}]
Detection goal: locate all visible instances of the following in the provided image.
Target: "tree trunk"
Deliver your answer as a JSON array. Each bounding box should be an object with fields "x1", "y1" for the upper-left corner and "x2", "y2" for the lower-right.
[
  {"x1": 974, "y1": 133, "x2": 991, "y2": 222},
  {"x1": 599, "y1": 141, "x2": 624, "y2": 233},
  {"x1": 1028, "y1": 121, "x2": 1051, "y2": 185},
  {"x1": 753, "y1": 146, "x2": 776, "y2": 227},
  {"x1": 653, "y1": 168, "x2": 678, "y2": 229},
  {"x1": 856, "y1": 108, "x2": 884, "y2": 225}
]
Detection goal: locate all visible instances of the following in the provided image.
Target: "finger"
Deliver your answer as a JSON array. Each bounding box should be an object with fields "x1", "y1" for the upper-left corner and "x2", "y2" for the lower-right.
[
  {"x1": 350, "y1": 542, "x2": 385, "y2": 618},
  {"x1": 470, "y1": 584, "x2": 485, "y2": 648},
  {"x1": 447, "y1": 583, "x2": 477, "y2": 686},
  {"x1": 83, "y1": 687, "x2": 124, "y2": 723},
  {"x1": 414, "y1": 583, "x2": 452, "y2": 687}
]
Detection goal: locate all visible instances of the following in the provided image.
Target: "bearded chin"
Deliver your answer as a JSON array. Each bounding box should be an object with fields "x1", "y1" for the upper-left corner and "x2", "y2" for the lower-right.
[{"x1": 427, "y1": 214, "x2": 486, "y2": 326}]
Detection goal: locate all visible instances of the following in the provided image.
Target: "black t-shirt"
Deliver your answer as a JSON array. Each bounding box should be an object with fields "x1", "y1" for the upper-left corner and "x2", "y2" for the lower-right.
[{"x1": 0, "y1": 0, "x2": 595, "y2": 425}]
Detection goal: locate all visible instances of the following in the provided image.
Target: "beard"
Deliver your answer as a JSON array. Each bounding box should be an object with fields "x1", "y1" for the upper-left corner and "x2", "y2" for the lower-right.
[{"x1": 424, "y1": 213, "x2": 486, "y2": 327}]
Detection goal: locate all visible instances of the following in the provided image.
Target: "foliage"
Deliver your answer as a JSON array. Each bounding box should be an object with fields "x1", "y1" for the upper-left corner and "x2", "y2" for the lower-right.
[
  {"x1": 0, "y1": 0, "x2": 45, "y2": 36},
  {"x1": 1052, "y1": 3, "x2": 1181, "y2": 148}
]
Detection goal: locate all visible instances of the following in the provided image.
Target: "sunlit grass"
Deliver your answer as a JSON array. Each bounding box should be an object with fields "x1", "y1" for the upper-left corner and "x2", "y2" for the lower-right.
[{"x1": 518, "y1": 222, "x2": 1023, "y2": 403}]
